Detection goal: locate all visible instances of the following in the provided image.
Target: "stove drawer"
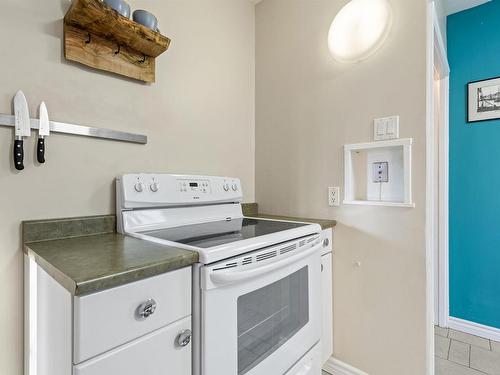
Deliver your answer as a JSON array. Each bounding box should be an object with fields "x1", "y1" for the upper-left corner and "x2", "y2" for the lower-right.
[
  {"x1": 74, "y1": 316, "x2": 192, "y2": 375},
  {"x1": 74, "y1": 267, "x2": 191, "y2": 364}
]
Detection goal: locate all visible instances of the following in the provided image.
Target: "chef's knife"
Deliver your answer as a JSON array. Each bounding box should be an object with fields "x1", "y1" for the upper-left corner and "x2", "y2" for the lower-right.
[
  {"x1": 13, "y1": 91, "x2": 31, "y2": 170},
  {"x1": 37, "y1": 102, "x2": 49, "y2": 164}
]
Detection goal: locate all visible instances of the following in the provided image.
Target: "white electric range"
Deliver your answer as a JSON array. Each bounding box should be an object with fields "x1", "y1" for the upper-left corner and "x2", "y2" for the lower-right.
[{"x1": 116, "y1": 174, "x2": 324, "y2": 375}]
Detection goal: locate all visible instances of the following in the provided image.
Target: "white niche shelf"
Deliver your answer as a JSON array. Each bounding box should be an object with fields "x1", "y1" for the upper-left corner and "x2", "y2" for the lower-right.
[{"x1": 344, "y1": 138, "x2": 415, "y2": 208}]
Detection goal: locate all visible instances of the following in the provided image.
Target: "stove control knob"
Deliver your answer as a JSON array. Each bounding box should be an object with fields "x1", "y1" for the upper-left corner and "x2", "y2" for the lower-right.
[
  {"x1": 223, "y1": 183, "x2": 230, "y2": 192},
  {"x1": 134, "y1": 182, "x2": 144, "y2": 193},
  {"x1": 150, "y1": 182, "x2": 160, "y2": 192},
  {"x1": 232, "y1": 184, "x2": 238, "y2": 191}
]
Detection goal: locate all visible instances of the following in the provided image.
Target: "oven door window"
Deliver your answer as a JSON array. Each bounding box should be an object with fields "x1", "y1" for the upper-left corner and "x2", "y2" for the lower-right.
[{"x1": 237, "y1": 266, "x2": 309, "y2": 375}]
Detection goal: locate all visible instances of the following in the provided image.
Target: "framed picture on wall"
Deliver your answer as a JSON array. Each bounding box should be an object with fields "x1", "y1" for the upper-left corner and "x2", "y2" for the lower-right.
[{"x1": 468, "y1": 77, "x2": 500, "y2": 122}]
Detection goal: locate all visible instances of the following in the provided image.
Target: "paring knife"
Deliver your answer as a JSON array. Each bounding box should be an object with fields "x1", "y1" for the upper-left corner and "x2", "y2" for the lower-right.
[
  {"x1": 13, "y1": 91, "x2": 31, "y2": 171},
  {"x1": 38, "y1": 102, "x2": 49, "y2": 164}
]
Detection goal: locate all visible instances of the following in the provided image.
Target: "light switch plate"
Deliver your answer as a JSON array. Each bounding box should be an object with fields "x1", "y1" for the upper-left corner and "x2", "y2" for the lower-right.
[
  {"x1": 376, "y1": 120, "x2": 387, "y2": 135},
  {"x1": 328, "y1": 186, "x2": 340, "y2": 207},
  {"x1": 374, "y1": 116, "x2": 399, "y2": 140}
]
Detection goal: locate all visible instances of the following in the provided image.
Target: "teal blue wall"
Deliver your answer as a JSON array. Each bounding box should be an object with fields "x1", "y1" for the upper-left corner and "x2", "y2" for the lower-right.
[{"x1": 448, "y1": 0, "x2": 500, "y2": 329}]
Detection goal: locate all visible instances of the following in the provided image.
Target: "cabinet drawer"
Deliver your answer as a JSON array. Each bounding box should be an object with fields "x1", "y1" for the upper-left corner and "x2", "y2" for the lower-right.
[
  {"x1": 74, "y1": 267, "x2": 191, "y2": 364},
  {"x1": 74, "y1": 316, "x2": 192, "y2": 375}
]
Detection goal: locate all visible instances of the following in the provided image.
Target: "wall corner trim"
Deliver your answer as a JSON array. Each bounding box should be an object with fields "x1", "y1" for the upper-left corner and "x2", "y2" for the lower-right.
[{"x1": 323, "y1": 357, "x2": 370, "y2": 375}]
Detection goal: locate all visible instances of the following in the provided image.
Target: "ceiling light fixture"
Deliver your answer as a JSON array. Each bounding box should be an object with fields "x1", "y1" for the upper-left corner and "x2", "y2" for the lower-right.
[{"x1": 328, "y1": 0, "x2": 393, "y2": 63}]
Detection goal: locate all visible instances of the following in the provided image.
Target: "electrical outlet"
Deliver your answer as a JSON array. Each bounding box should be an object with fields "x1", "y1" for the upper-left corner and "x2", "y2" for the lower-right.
[
  {"x1": 372, "y1": 162, "x2": 389, "y2": 183},
  {"x1": 328, "y1": 187, "x2": 340, "y2": 207}
]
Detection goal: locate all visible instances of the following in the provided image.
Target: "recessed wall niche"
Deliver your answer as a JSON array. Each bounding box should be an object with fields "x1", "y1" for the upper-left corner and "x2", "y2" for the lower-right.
[{"x1": 344, "y1": 138, "x2": 414, "y2": 207}]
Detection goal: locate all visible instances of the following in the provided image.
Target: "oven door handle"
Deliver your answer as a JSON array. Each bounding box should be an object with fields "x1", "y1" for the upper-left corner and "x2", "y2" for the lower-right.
[{"x1": 209, "y1": 242, "x2": 321, "y2": 286}]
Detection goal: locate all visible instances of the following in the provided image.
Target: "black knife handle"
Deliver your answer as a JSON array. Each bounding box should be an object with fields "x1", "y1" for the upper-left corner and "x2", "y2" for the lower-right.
[
  {"x1": 37, "y1": 138, "x2": 45, "y2": 164},
  {"x1": 14, "y1": 139, "x2": 24, "y2": 170}
]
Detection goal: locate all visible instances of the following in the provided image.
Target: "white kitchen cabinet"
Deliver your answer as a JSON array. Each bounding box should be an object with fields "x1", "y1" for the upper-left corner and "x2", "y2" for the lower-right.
[
  {"x1": 321, "y1": 228, "x2": 333, "y2": 365},
  {"x1": 74, "y1": 316, "x2": 192, "y2": 375},
  {"x1": 25, "y1": 258, "x2": 192, "y2": 375},
  {"x1": 74, "y1": 268, "x2": 191, "y2": 363}
]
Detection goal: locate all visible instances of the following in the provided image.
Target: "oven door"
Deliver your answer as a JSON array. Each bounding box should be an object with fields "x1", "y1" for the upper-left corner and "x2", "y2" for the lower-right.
[{"x1": 200, "y1": 241, "x2": 322, "y2": 375}]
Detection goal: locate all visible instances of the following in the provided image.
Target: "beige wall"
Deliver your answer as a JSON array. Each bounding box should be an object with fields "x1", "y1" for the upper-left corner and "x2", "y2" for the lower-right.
[
  {"x1": 255, "y1": 0, "x2": 428, "y2": 374},
  {"x1": 0, "y1": 1, "x2": 255, "y2": 373}
]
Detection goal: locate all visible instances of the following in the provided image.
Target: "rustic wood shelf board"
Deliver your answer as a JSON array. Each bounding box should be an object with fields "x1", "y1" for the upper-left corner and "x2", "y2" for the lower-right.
[
  {"x1": 65, "y1": 25, "x2": 155, "y2": 83},
  {"x1": 63, "y1": 0, "x2": 170, "y2": 82},
  {"x1": 64, "y1": 0, "x2": 170, "y2": 57}
]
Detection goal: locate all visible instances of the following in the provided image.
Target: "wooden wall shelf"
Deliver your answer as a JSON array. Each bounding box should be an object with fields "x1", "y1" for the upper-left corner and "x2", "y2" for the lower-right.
[{"x1": 64, "y1": 0, "x2": 171, "y2": 83}]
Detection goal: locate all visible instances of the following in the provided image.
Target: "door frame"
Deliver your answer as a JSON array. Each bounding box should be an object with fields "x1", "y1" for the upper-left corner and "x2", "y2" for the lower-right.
[
  {"x1": 428, "y1": 1, "x2": 450, "y2": 328},
  {"x1": 426, "y1": 1, "x2": 450, "y2": 373},
  {"x1": 435, "y1": 17, "x2": 450, "y2": 329}
]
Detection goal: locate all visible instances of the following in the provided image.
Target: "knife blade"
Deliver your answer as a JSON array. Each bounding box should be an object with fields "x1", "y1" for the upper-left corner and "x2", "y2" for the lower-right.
[
  {"x1": 38, "y1": 102, "x2": 49, "y2": 164},
  {"x1": 13, "y1": 91, "x2": 31, "y2": 170}
]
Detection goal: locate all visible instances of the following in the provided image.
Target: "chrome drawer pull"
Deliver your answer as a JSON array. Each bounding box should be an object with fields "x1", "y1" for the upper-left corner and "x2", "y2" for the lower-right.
[
  {"x1": 135, "y1": 299, "x2": 157, "y2": 320},
  {"x1": 323, "y1": 238, "x2": 330, "y2": 247},
  {"x1": 176, "y1": 329, "x2": 192, "y2": 347}
]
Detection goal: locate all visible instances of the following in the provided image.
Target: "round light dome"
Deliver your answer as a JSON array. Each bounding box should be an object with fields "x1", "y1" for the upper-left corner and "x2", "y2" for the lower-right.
[{"x1": 328, "y1": 0, "x2": 393, "y2": 63}]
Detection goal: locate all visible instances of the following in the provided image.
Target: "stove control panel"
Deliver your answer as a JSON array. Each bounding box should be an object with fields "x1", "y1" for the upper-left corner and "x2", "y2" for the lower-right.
[
  {"x1": 178, "y1": 179, "x2": 211, "y2": 194},
  {"x1": 117, "y1": 174, "x2": 243, "y2": 209}
]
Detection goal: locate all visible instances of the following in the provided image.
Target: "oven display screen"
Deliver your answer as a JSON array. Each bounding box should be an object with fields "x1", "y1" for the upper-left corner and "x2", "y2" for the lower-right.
[{"x1": 189, "y1": 182, "x2": 198, "y2": 187}]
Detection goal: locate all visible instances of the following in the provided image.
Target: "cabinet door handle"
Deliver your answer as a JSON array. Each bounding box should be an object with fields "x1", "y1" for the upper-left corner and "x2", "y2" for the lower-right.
[
  {"x1": 135, "y1": 299, "x2": 157, "y2": 320},
  {"x1": 176, "y1": 329, "x2": 192, "y2": 347},
  {"x1": 323, "y1": 238, "x2": 330, "y2": 247}
]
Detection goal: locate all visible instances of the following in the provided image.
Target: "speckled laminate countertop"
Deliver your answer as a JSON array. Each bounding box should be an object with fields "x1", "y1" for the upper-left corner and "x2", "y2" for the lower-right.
[
  {"x1": 23, "y1": 216, "x2": 198, "y2": 296},
  {"x1": 248, "y1": 214, "x2": 336, "y2": 230},
  {"x1": 241, "y1": 203, "x2": 337, "y2": 230}
]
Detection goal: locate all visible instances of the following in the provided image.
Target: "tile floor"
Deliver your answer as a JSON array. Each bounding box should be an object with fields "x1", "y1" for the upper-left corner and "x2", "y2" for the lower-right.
[{"x1": 436, "y1": 326, "x2": 500, "y2": 375}]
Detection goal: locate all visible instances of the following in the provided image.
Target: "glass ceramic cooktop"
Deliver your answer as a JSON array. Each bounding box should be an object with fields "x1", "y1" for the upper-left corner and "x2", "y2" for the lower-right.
[{"x1": 139, "y1": 218, "x2": 308, "y2": 249}]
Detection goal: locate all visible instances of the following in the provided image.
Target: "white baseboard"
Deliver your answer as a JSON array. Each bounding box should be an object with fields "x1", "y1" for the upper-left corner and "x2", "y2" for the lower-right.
[
  {"x1": 323, "y1": 357, "x2": 369, "y2": 375},
  {"x1": 448, "y1": 317, "x2": 500, "y2": 342}
]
